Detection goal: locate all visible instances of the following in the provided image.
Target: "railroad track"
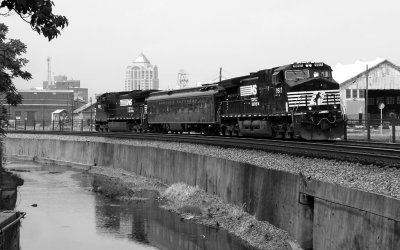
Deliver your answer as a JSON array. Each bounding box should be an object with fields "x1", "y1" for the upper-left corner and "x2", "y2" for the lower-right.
[{"x1": 7, "y1": 130, "x2": 400, "y2": 167}]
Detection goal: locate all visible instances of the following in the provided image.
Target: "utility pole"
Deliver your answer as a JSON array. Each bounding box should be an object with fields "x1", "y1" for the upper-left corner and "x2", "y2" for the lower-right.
[
  {"x1": 71, "y1": 92, "x2": 74, "y2": 131},
  {"x1": 365, "y1": 65, "x2": 370, "y2": 141},
  {"x1": 219, "y1": 67, "x2": 222, "y2": 82},
  {"x1": 90, "y1": 97, "x2": 93, "y2": 132}
]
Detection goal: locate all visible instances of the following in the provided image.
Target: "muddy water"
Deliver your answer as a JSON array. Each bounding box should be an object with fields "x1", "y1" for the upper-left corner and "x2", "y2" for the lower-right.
[{"x1": 7, "y1": 160, "x2": 255, "y2": 250}]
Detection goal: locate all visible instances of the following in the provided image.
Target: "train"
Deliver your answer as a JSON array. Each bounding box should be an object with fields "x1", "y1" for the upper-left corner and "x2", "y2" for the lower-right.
[{"x1": 95, "y1": 62, "x2": 345, "y2": 140}]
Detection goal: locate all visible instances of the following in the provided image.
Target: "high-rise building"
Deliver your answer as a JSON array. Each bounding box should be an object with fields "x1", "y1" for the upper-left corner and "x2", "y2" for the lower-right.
[{"x1": 125, "y1": 53, "x2": 159, "y2": 90}]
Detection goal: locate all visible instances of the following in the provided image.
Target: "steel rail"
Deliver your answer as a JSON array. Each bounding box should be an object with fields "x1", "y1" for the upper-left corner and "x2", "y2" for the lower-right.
[{"x1": 7, "y1": 131, "x2": 400, "y2": 166}]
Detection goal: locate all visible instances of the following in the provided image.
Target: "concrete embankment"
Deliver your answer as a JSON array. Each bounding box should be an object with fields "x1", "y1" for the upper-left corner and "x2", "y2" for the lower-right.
[{"x1": 4, "y1": 134, "x2": 400, "y2": 250}]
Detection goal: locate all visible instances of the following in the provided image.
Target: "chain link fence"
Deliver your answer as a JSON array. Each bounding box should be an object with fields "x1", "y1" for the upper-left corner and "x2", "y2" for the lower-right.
[
  {"x1": 345, "y1": 118, "x2": 400, "y2": 143},
  {"x1": 5, "y1": 119, "x2": 95, "y2": 132}
]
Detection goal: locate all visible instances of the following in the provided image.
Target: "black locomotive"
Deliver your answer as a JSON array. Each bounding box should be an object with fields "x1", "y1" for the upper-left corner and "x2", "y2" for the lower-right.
[
  {"x1": 95, "y1": 90, "x2": 158, "y2": 132},
  {"x1": 96, "y1": 62, "x2": 345, "y2": 140}
]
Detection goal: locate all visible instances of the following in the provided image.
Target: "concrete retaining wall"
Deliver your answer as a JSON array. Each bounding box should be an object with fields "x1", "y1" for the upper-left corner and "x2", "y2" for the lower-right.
[{"x1": 5, "y1": 137, "x2": 400, "y2": 250}]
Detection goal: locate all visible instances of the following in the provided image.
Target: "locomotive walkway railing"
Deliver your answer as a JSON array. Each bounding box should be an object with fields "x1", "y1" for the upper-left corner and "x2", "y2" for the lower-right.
[{"x1": 220, "y1": 100, "x2": 270, "y2": 115}]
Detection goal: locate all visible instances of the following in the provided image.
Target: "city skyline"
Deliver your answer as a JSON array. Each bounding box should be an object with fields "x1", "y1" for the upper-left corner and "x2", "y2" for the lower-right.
[{"x1": 3, "y1": 0, "x2": 400, "y2": 100}]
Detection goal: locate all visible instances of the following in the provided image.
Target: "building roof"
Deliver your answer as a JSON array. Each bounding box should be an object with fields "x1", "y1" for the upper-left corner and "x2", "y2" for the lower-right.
[
  {"x1": 340, "y1": 59, "x2": 400, "y2": 89},
  {"x1": 332, "y1": 57, "x2": 385, "y2": 84},
  {"x1": 133, "y1": 53, "x2": 150, "y2": 64},
  {"x1": 52, "y1": 109, "x2": 67, "y2": 114},
  {"x1": 18, "y1": 89, "x2": 74, "y2": 93},
  {"x1": 73, "y1": 102, "x2": 96, "y2": 114}
]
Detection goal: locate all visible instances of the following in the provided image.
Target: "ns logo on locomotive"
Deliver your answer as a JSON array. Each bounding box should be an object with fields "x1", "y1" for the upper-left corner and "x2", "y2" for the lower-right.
[{"x1": 95, "y1": 62, "x2": 345, "y2": 140}]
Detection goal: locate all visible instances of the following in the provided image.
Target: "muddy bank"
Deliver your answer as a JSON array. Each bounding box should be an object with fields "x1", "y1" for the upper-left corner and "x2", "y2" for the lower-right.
[{"x1": 89, "y1": 165, "x2": 299, "y2": 250}]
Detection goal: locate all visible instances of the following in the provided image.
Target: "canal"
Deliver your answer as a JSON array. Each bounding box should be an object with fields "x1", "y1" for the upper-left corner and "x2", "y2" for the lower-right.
[{"x1": 6, "y1": 160, "x2": 255, "y2": 250}]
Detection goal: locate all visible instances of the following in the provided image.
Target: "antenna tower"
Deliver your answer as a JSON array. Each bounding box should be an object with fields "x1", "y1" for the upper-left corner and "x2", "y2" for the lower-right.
[
  {"x1": 177, "y1": 69, "x2": 189, "y2": 89},
  {"x1": 47, "y1": 57, "x2": 53, "y2": 87}
]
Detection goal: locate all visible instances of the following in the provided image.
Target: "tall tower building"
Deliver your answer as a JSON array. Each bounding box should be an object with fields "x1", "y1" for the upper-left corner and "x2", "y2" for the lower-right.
[{"x1": 125, "y1": 53, "x2": 159, "y2": 90}]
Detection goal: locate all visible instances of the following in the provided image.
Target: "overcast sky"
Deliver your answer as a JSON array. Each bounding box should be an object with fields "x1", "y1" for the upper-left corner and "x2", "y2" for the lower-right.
[{"x1": 3, "y1": 0, "x2": 400, "y2": 99}]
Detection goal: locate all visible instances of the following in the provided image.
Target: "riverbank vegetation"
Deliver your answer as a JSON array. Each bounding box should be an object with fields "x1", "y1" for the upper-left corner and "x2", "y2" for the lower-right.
[{"x1": 88, "y1": 165, "x2": 299, "y2": 250}]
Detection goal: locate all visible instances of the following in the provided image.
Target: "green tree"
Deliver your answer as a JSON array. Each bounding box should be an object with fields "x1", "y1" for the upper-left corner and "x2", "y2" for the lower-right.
[
  {"x1": 0, "y1": 0, "x2": 68, "y2": 165},
  {"x1": 1, "y1": 0, "x2": 68, "y2": 41},
  {"x1": 0, "y1": 23, "x2": 31, "y2": 134}
]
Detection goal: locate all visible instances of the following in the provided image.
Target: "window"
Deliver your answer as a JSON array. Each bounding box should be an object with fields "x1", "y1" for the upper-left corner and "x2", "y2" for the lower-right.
[
  {"x1": 359, "y1": 89, "x2": 365, "y2": 98},
  {"x1": 352, "y1": 89, "x2": 358, "y2": 98},
  {"x1": 397, "y1": 96, "x2": 400, "y2": 104},
  {"x1": 322, "y1": 71, "x2": 330, "y2": 77},
  {"x1": 387, "y1": 96, "x2": 395, "y2": 104},
  {"x1": 346, "y1": 89, "x2": 351, "y2": 98},
  {"x1": 285, "y1": 70, "x2": 309, "y2": 81},
  {"x1": 376, "y1": 97, "x2": 384, "y2": 104},
  {"x1": 313, "y1": 71, "x2": 330, "y2": 78},
  {"x1": 368, "y1": 97, "x2": 374, "y2": 105}
]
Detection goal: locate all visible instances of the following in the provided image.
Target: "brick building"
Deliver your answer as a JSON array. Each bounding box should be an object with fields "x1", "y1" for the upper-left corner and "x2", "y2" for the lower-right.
[
  {"x1": 9, "y1": 89, "x2": 85, "y2": 123},
  {"x1": 43, "y1": 75, "x2": 88, "y2": 102}
]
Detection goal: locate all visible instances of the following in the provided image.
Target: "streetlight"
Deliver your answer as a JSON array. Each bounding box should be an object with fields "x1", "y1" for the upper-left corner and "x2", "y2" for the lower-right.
[{"x1": 378, "y1": 102, "x2": 385, "y2": 135}]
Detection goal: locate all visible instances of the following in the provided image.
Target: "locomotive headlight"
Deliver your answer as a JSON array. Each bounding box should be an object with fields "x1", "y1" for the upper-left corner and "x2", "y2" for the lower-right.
[
  {"x1": 333, "y1": 105, "x2": 338, "y2": 109},
  {"x1": 308, "y1": 107, "x2": 313, "y2": 110}
]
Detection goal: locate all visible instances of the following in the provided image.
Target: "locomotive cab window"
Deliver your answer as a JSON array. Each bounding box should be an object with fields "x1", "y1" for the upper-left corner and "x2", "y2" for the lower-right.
[
  {"x1": 285, "y1": 70, "x2": 309, "y2": 81},
  {"x1": 313, "y1": 71, "x2": 330, "y2": 78},
  {"x1": 272, "y1": 72, "x2": 282, "y2": 86}
]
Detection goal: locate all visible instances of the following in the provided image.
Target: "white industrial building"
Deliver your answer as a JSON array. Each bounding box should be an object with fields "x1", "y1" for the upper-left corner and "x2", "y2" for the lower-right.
[
  {"x1": 335, "y1": 59, "x2": 400, "y2": 120},
  {"x1": 125, "y1": 53, "x2": 159, "y2": 91}
]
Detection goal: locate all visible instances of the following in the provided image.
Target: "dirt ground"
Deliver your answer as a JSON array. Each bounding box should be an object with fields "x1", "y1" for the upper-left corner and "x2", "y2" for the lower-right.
[{"x1": 88, "y1": 166, "x2": 300, "y2": 250}]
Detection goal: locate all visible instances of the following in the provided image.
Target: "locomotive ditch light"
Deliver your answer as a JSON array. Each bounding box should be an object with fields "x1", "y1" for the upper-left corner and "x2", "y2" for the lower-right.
[
  {"x1": 308, "y1": 107, "x2": 313, "y2": 110},
  {"x1": 333, "y1": 105, "x2": 338, "y2": 109}
]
